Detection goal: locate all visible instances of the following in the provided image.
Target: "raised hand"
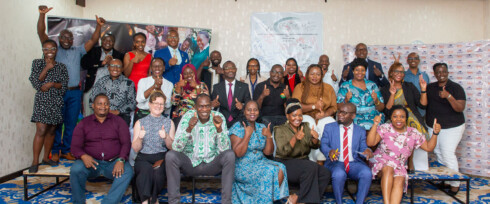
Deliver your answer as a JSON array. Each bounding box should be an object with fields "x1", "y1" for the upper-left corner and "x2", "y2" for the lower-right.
[
  {"x1": 101, "y1": 55, "x2": 113, "y2": 66},
  {"x1": 389, "y1": 80, "x2": 397, "y2": 95},
  {"x1": 439, "y1": 86, "x2": 450, "y2": 99},
  {"x1": 95, "y1": 15, "x2": 106, "y2": 26},
  {"x1": 345, "y1": 88, "x2": 352, "y2": 102},
  {"x1": 187, "y1": 112, "x2": 199, "y2": 131},
  {"x1": 331, "y1": 70, "x2": 338, "y2": 82},
  {"x1": 239, "y1": 77, "x2": 245, "y2": 83},
  {"x1": 38, "y1": 5, "x2": 53, "y2": 14},
  {"x1": 44, "y1": 60, "x2": 55, "y2": 71},
  {"x1": 315, "y1": 98, "x2": 325, "y2": 110},
  {"x1": 158, "y1": 125, "x2": 167, "y2": 139},
  {"x1": 243, "y1": 121, "x2": 253, "y2": 136},
  {"x1": 261, "y1": 85, "x2": 270, "y2": 97},
  {"x1": 154, "y1": 75, "x2": 163, "y2": 89},
  {"x1": 329, "y1": 149, "x2": 339, "y2": 161},
  {"x1": 310, "y1": 125, "x2": 319, "y2": 140},
  {"x1": 373, "y1": 65, "x2": 383, "y2": 77},
  {"x1": 138, "y1": 126, "x2": 146, "y2": 139},
  {"x1": 392, "y1": 53, "x2": 401, "y2": 63},
  {"x1": 342, "y1": 66, "x2": 350, "y2": 79},
  {"x1": 419, "y1": 75, "x2": 427, "y2": 92},
  {"x1": 371, "y1": 90, "x2": 379, "y2": 103},
  {"x1": 432, "y1": 118, "x2": 441, "y2": 135},
  {"x1": 235, "y1": 98, "x2": 243, "y2": 110},
  {"x1": 169, "y1": 55, "x2": 178, "y2": 66},
  {"x1": 315, "y1": 110, "x2": 326, "y2": 120},
  {"x1": 212, "y1": 113, "x2": 223, "y2": 131},
  {"x1": 298, "y1": 69, "x2": 304, "y2": 78},
  {"x1": 211, "y1": 95, "x2": 220, "y2": 108},
  {"x1": 202, "y1": 57, "x2": 211, "y2": 67},
  {"x1": 283, "y1": 85, "x2": 290, "y2": 98},
  {"x1": 216, "y1": 66, "x2": 224, "y2": 75},
  {"x1": 176, "y1": 74, "x2": 186, "y2": 90},
  {"x1": 295, "y1": 126, "x2": 305, "y2": 140},
  {"x1": 262, "y1": 123, "x2": 272, "y2": 138},
  {"x1": 373, "y1": 114, "x2": 382, "y2": 126}
]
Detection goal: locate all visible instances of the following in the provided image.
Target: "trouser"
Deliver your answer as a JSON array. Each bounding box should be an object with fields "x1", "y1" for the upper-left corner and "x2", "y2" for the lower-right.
[
  {"x1": 275, "y1": 158, "x2": 331, "y2": 203},
  {"x1": 428, "y1": 123, "x2": 465, "y2": 187},
  {"x1": 303, "y1": 115, "x2": 336, "y2": 161},
  {"x1": 53, "y1": 89, "x2": 82, "y2": 155},
  {"x1": 165, "y1": 150, "x2": 235, "y2": 204},
  {"x1": 260, "y1": 115, "x2": 287, "y2": 133},
  {"x1": 70, "y1": 159, "x2": 133, "y2": 204},
  {"x1": 134, "y1": 152, "x2": 166, "y2": 203},
  {"x1": 327, "y1": 161, "x2": 372, "y2": 204}
]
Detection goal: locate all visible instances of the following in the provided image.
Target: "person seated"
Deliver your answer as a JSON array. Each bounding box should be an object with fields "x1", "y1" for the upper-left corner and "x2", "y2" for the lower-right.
[
  {"x1": 154, "y1": 30, "x2": 190, "y2": 85},
  {"x1": 253, "y1": 64, "x2": 290, "y2": 131},
  {"x1": 135, "y1": 57, "x2": 173, "y2": 122},
  {"x1": 318, "y1": 54, "x2": 339, "y2": 93},
  {"x1": 70, "y1": 93, "x2": 133, "y2": 204},
  {"x1": 239, "y1": 58, "x2": 266, "y2": 98},
  {"x1": 123, "y1": 32, "x2": 152, "y2": 92},
  {"x1": 229, "y1": 101, "x2": 290, "y2": 203},
  {"x1": 171, "y1": 64, "x2": 209, "y2": 125},
  {"x1": 274, "y1": 98, "x2": 331, "y2": 204},
  {"x1": 166, "y1": 94, "x2": 234, "y2": 204},
  {"x1": 283, "y1": 58, "x2": 304, "y2": 96},
  {"x1": 132, "y1": 91, "x2": 175, "y2": 204},
  {"x1": 211, "y1": 61, "x2": 251, "y2": 128},
  {"x1": 81, "y1": 33, "x2": 124, "y2": 116},
  {"x1": 367, "y1": 106, "x2": 440, "y2": 204},
  {"x1": 381, "y1": 62, "x2": 428, "y2": 172},
  {"x1": 320, "y1": 103, "x2": 373, "y2": 204},
  {"x1": 337, "y1": 58, "x2": 385, "y2": 131},
  {"x1": 292, "y1": 64, "x2": 337, "y2": 165},
  {"x1": 340, "y1": 43, "x2": 389, "y2": 88},
  {"x1": 89, "y1": 59, "x2": 136, "y2": 126}
]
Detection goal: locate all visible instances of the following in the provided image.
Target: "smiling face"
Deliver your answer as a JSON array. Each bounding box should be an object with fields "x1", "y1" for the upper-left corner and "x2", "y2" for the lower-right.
[
  {"x1": 133, "y1": 34, "x2": 146, "y2": 52},
  {"x1": 42, "y1": 42, "x2": 57, "y2": 60},
  {"x1": 307, "y1": 66, "x2": 322, "y2": 85},
  {"x1": 353, "y1": 65, "x2": 366, "y2": 81},
  {"x1": 92, "y1": 95, "x2": 110, "y2": 118},
  {"x1": 244, "y1": 101, "x2": 259, "y2": 123},
  {"x1": 197, "y1": 33, "x2": 209, "y2": 50},
  {"x1": 270, "y1": 65, "x2": 284, "y2": 84},
  {"x1": 108, "y1": 60, "x2": 123, "y2": 80},
  {"x1": 149, "y1": 96, "x2": 165, "y2": 115},
  {"x1": 58, "y1": 30, "x2": 74, "y2": 49},
  {"x1": 434, "y1": 65, "x2": 449, "y2": 83},
  {"x1": 355, "y1": 43, "x2": 368, "y2": 59},
  {"x1": 182, "y1": 66, "x2": 195, "y2": 82},
  {"x1": 196, "y1": 96, "x2": 212, "y2": 122},
  {"x1": 391, "y1": 65, "x2": 405, "y2": 83},
  {"x1": 336, "y1": 104, "x2": 356, "y2": 126},
  {"x1": 391, "y1": 109, "x2": 407, "y2": 130},
  {"x1": 247, "y1": 59, "x2": 259, "y2": 76},
  {"x1": 180, "y1": 40, "x2": 190, "y2": 51},
  {"x1": 101, "y1": 35, "x2": 115, "y2": 52},
  {"x1": 151, "y1": 59, "x2": 165, "y2": 77},
  {"x1": 223, "y1": 61, "x2": 237, "y2": 81},
  {"x1": 210, "y1": 51, "x2": 222, "y2": 66},
  {"x1": 167, "y1": 31, "x2": 179, "y2": 49},
  {"x1": 285, "y1": 59, "x2": 297, "y2": 75},
  {"x1": 287, "y1": 109, "x2": 303, "y2": 128},
  {"x1": 407, "y1": 53, "x2": 420, "y2": 69},
  {"x1": 318, "y1": 55, "x2": 330, "y2": 74}
]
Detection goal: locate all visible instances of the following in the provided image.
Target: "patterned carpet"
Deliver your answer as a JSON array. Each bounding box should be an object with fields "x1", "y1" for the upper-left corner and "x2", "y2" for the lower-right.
[{"x1": 0, "y1": 159, "x2": 489, "y2": 204}]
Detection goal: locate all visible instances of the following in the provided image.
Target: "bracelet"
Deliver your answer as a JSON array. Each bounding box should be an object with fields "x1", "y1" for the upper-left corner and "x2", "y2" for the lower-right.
[
  {"x1": 433, "y1": 132, "x2": 439, "y2": 136},
  {"x1": 421, "y1": 91, "x2": 426, "y2": 93},
  {"x1": 375, "y1": 100, "x2": 380, "y2": 106}
]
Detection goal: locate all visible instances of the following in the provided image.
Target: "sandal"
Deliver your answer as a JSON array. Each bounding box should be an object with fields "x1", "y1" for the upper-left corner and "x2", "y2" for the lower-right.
[{"x1": 28, "y1": 165, "x2": 38, "y2": 173}]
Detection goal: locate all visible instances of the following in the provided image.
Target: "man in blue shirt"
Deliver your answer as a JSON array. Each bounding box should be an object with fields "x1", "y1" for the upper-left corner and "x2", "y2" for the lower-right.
[
  {"x1": 404, "y1": 52, "x2": 430, "y2": 116},
  {"x1": 37, "y1": 6, "x2": 105, "y2": 162}
]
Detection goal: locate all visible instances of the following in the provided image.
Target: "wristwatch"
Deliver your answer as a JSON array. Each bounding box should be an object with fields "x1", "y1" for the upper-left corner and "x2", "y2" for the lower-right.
[{"x1": 116, "y1": 158, "x2": 125, "y2": 163}]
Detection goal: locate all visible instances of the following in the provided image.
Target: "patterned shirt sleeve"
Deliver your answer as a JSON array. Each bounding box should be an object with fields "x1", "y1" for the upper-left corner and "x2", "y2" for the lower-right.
[
  {"x1": 117, "y1": 79, "x2": 136, "y2": 114},
  {"x1": 411, "y1": 128, "x2": 426, "y2": 149},
  {"x1": 29, "y1": 59, "x2": 43, "y2": 91},
  {"x1": 172, "y1": 111, "x2": 194, "y2": 152},
  {"x1": 337, "y1": 82, "x2": 348, "y2": 103},
  {"x1": 214, "y1": 111, "x2": 230, "y2": 153},
  {"x1": 89, "y1": 76, "x2": 107, "y2": 106}
]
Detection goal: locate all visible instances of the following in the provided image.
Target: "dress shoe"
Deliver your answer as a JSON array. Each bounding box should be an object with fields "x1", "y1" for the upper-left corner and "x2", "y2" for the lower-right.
[
  {"x1": 28, "y1": 165, "x2": 38, "y2": 173},
  {"x1": 51, "y1": 153, "x2": 60, "y2": 162},
  {"x1": 42, "y1": 159, "x2": 59, "y2": 166},
  {"x1": 447, "y1": 187, "x2": 460, "y2": 196},
  {"x1": 61, "y1": 152, "x2": 76, "y2": 160}
]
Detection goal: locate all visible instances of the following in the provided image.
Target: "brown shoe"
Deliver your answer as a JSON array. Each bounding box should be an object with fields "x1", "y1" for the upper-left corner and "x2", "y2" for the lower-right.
[
  {"x1": 51, "y1": 153, "x2": 60, "y2": 162},
  {"x1": 61, "y1": 152, "x2": 76, "y2": 160}
]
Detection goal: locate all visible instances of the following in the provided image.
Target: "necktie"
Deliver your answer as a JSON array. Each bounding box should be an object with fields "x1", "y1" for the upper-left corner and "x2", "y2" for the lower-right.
[
  {"x1": 343, "y1": 126, "x2": 350, "y2": 173},
  {"x1": 227, "y1": 82, "x2": 233, "y2": 122}
]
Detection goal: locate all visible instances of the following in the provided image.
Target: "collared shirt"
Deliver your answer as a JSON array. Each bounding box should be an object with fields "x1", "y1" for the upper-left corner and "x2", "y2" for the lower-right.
[
  {"x1": 89, "y1": 75, "x2": 136, "y2": 114},
  {"x1": 225, "y1": 79, "x2": 236, "y2": 98},
  {"x1": 338, "y1": 123, "x2": 354, "y2": 162},
  {"x1": 56, "y1": 45, "x2": 86, "y2": 87},
  {"x1": 136, "y1": 76, "x2": 173, "y2": 113},
  {"x1": 253, "y1": 79, "x2": 286, "y2": 117},
  {"x1": 71, "y1": 113, "x2": 131, "y2": 160},
  {"x1": 404, "y1": 69, "x2": 430, "y2": 116},
  {"x1": 168, "y1": 46, "x2": 183, "y2": 65},
  {"x1": 172, "y1": 110, "x2": 230, "y2": 167},
  {"x1": 99, "y1": 47, "x2": 113, "y2": 61},
  {"x1": 273, "y1": 122, "x2": 319, "y2": 160}
]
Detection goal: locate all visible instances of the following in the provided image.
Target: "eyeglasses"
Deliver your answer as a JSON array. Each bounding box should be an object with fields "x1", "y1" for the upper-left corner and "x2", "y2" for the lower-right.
[
  {"x1": 108, "y1": 64, "x2": 122, "y2": 68},
  {"x1": 271, "y1": 70, "x2": 284, "y2": 75},
  {"x1": 42, "y1": 47, "x2": 57, "y2": 51},
  {"x1": 151, "y1": 102, "x2": 165, "y2": 106},
  {"x1": 223, "y1": 66, "x2": 236, "y2": 70},
  {"x1": 407, "y1": 57, "x2": 419, "y2": 60},
  {"x1": 167, "y1": 36, "x2": 178, "y2": 40},
  {"x1": 337, "y1": 110, "x2": 355, "y2": 115},
  {"x1": 60, "y1": 36, "x2": 74, "y2": 40},
  {"x1": 392, "y1": 70, "x2": 404, "y2": 75},
  {"x1": 435, "y1": 71, "x2": 449, "y2": 74}
]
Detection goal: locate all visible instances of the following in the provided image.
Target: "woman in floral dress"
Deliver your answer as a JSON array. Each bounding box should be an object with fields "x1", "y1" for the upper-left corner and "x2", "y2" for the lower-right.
[{"x1": 367, "y1": 105, "x2": 440, "y2": 204}]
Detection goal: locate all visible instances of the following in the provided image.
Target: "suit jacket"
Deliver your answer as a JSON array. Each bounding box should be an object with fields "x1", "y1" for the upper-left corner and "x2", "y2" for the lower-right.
[
  {"x1": 340, "y1": 59, "x2": 389, "y2": 88},
  {"x1": 153, "y1": 47, "x2": 190, "y2": 85},
  {"x1": 81, "y1": 47, "x2": 124, "y2": 92},
  {"x1": 211, "y1": 80, "x2": 251, "y2": 128},
  {"x1": 320, "y1": 122, "x2": 369, "y2": 168}
]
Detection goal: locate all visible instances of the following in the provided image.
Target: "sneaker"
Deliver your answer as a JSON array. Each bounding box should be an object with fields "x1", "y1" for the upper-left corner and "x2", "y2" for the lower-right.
[{"x1": 61, "y1": 152, "x2": 76, "y2": 160}]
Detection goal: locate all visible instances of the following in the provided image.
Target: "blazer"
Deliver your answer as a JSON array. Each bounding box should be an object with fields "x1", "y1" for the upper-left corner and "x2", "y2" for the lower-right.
[
  {"x1": 320, "y1": 122, "x2": 369, "y2": 168},
  {"x1": 340, "y1": 59, "x2": 389, "y2": 88},
  {"x1": 81, "y1": 47, "x2": 124, "y2": 92},
  {"x1": 153, "y1": 47, "x2": 190, "y2": 85},
  {"x1": 380, "y1": 81, "x2": 427, "y2": 129},
  {"x1": 211, "y1": 80, "x2": 251, "y2": 128}
]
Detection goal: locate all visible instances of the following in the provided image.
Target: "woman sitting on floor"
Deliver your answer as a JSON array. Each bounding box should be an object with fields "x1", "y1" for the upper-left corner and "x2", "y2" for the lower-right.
[{"x1": 367, "y1": 105, "x2": 439, "y2": 204}]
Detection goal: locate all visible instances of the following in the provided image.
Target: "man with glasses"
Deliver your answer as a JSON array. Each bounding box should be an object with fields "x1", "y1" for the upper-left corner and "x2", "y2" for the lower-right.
[
  {"x1": 154, "y1": 30, "x2": 190, "y2": 84},
  {"x1": 320, "y1": 103, "x2": 373, "y2": 204},
  {"x1": 340, "y1": 43, "x2": 389, "y2": 88},
  {"x1": 37, "y1": 6, "x2": 105, "y2": 162},
  {"x1": 253, "y1": 64, "x2": 290, "y2": 131},
  {"x1": 89, "y1": 59, "x2": 136, "y2": 126},
  {"x1": 404, "y1": 52, "x2": 430, "y2": 116}
]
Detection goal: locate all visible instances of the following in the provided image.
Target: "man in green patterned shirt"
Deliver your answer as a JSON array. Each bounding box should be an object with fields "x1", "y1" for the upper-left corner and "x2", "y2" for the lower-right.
[{"x1": 166, "y1": 94, "x2": 234, "y2": 204}]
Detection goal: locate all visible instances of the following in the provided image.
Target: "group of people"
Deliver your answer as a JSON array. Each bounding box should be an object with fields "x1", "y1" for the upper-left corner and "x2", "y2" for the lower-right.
[{"x1": 29, "y1": 6, "x2": 467, "y2": 204}]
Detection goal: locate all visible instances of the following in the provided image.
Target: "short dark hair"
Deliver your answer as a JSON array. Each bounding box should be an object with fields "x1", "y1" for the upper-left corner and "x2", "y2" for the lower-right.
[
  {"x1": 42, "y1": 39, "x2": 58, "y2": 47},
  {"x1": 149, "y1": 90, "x2": 166, "y2": 103},
  {"x1": 390, "y1": 105, "x2": 409, "y2": 124},
  {"x1": 94, "y1": 93, "x2": 109, "y2": 102},
  {"x1": 432, "y1": 62, "x2": 448, "y2": 72},
  {"x1": 196, "y1": 93, "x2": 211, "y2": 102},
  {"x1": 246, "y1": 58, "x2": 261, "y2": 77},
  {"x1": 351, "y1": 58, "x2": 368, "y2": 71},
  {"x1": 102, "y1": 33, "x2": 115, "y2": 42},
  {"x1": 151, "y1": 57, "x2": 166, "y2": 66},
  {"x1": 133, "y1": 32, "x2": 147, "y2": 41}
]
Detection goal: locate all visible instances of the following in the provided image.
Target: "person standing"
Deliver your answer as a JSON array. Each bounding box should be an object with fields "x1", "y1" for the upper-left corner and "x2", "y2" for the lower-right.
[
  {"x1": 154, "y1": 30, "x2": 190, "y2": 85},
  {"x1": 340, "y1": 43, "x2": 389, "y2": 88}
]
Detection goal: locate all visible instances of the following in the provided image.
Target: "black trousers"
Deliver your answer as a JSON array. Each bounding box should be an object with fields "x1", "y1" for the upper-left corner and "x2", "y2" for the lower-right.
[
  {"x1": 275, "y1": 158, "x2": 331, "y2": 203},
  {"x1": 201, "y1": 69, "x2": 212, "y2": 93},
  {"x1": 134, "y1": 152, "x2": 166, "y2": 203}
]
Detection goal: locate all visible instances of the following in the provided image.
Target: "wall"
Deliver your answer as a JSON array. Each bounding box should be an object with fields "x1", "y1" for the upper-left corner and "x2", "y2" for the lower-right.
[{"x1": 0, "y1": 0, "x2": 487, "y2": 177}]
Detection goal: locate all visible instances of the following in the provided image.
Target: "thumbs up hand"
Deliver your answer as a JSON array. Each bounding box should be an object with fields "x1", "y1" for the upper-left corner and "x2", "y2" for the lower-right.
[
  {"x1": 138, "y1": 126, "x2": 146, "y2": 139},
  {"x1": 235, "y1": 98, "x2": 243, "y2": 110},
  {"x1": 158, "y1": 125, "x2": 167, "y2": 139},
  {"x1": 432, "y1": 118, "x2": 441, "y2": 135}
]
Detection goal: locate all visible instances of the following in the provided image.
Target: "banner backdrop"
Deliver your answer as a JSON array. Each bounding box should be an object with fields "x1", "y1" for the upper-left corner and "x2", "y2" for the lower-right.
[
  {"x1": 342, "y1": 40, "x2": 490, "y2": 177},
  {"x1": 251, "y1": 13, "x2": 323, "y2": 73},
  {"x1": 47, "y1": 16, "x2": 211, "y2": 65}
]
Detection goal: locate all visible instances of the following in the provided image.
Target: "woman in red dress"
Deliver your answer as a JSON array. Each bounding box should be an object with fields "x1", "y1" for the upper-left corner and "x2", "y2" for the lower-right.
[{"x1": 124, "y1": 32, "x2": 152, "y2": 92}]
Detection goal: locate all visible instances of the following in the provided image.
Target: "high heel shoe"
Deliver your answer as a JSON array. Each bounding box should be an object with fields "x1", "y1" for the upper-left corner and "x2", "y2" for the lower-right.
[{"x1": 28, "y1": 165, "x2": 38, "y2": 173}]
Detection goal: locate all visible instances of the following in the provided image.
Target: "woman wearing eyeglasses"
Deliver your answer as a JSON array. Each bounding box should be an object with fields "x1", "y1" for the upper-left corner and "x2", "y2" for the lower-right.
[
  {"x1": 28, "y1": 39, "x2": 68, "y2": 173},
  {"x1": 132, "y1": 91, "x2": 175, "y2": 204}
]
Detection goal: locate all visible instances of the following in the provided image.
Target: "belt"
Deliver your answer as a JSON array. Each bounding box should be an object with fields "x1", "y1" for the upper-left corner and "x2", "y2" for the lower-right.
[{"x1": 68, "y1": 86, "x2": 80, "y2": 90}]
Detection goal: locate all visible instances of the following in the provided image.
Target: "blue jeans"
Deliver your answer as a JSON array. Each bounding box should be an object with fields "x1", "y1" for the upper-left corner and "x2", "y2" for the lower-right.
[
  {"x1": 53, "y1": 89, "x2": 82, "y2": 154},
  {"x1": 70, "y1": 159, "x2": 134, "y2": 204}
]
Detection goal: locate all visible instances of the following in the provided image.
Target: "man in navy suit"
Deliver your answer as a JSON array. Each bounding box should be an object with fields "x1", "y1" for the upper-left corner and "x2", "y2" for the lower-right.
[
  {"x1": 320, "y1": 103, "x2": 373, "y2": 204},
  {"x1": 211, "y1": 61, "x2": 251, "y2": 128},
  {"x1": 340, "y1": 43, "x2": 389, "y2": 88},
  {"x1": 153, "y1": 30, "x2": 190, "y2": 84}
]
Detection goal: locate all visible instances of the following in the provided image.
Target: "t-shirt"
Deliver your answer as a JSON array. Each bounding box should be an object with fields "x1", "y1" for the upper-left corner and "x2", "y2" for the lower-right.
[
  {"x1": 426, "y1": 80, "x2": 466, "y2": 129},
  {"x1": 253, "y1": 79, "x2": 286, "y2": 117}
]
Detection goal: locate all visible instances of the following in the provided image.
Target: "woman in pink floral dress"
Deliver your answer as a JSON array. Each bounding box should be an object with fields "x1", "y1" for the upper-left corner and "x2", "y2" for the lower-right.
[{"x1": 367, "y1": 105, "x2": 440, "y2": 204}]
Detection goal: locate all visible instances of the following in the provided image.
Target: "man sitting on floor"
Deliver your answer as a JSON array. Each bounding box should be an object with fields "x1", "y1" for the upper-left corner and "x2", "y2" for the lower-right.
[
  {"x1": 70, "y1": 93, "x2": 133, "y2": 204},
  {"x1": 166, "y1": 94, "x2": 235, "y2": 204}
]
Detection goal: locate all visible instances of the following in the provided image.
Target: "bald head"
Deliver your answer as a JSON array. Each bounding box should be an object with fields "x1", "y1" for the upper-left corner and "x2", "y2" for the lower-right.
[
  {"x1": 407, "y1": 52, "x2": 420, "y2": 69},
  {"x1": 355, "y1": 43, "x2": 368, "y2": 59},
  {"x1": 318, "y1": 54, "x2": 330, "y2": 74}
]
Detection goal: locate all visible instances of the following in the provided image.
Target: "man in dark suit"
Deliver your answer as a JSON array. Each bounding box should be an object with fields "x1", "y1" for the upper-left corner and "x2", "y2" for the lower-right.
[
  {"x1": 153, "y1": 30, "x2": 190, "y2": 84},
  {"x1": 211, "y1": 61, "x2": 251, "y2": 128},
  {"x1": 340, "y1": 43, "x2": 389, "y2": 88},
  {"x1": 320, "y1": 103, "x2": 373, "y2": 204},
  {"x1": 81, "y1": 33, "x2": 124, "y2": 116}
]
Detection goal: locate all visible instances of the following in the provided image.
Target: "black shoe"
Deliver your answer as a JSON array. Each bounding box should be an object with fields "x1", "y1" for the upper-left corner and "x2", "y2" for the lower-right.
[
  {"x1": 42, "y1": 159, "x2": 59, "y2": 166},
  {"x1": 437, "y1": 182, "x2": 451, "y2": 190},
  {"x1": 28, "y1": 165, "x2": 38, "y2": 173},
  {"x1": 448, "y1": 188, "x2": 460, "y2": 196},
  {"x1": 408, "y1": 169, "x2": 415, "y2": 174}
]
